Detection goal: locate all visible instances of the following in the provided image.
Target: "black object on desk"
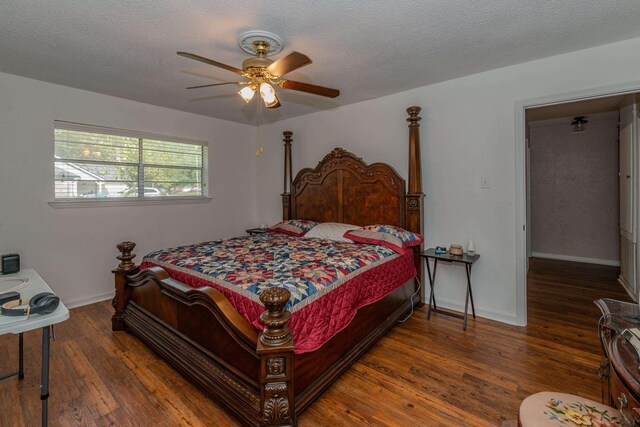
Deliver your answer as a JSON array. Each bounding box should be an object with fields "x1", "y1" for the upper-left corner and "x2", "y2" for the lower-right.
[
  {"x1": 420, "y1": 248, "x2": 480, "y2": 330},
  {"x1": 1, "y1": 253, "x2": 20, "y2": 275}
]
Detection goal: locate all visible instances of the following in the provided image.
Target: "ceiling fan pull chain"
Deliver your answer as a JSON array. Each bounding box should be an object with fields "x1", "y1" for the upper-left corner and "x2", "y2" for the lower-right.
[{"x1": 256, "y1": 98, "x2": 263, "y2": 157}]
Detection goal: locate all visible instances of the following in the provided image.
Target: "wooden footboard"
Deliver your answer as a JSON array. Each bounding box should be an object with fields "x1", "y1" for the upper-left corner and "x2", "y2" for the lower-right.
[
  {"x1": 112, "y1": 242, "x2": 416, "y2": 427},
  {"x1": 112, "y1": 242, "x2": 296, "y2": 426}
]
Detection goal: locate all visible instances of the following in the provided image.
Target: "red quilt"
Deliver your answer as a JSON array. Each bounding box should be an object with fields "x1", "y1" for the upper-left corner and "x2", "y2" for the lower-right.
[{"x1": 141, "y1": 233, "x2": 416, "y2": 354}]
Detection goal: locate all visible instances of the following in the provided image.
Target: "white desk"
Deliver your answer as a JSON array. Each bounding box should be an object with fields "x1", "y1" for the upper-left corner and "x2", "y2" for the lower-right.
[{"x1": 0, "y1": 269, "x2": 69, "y2": 427}]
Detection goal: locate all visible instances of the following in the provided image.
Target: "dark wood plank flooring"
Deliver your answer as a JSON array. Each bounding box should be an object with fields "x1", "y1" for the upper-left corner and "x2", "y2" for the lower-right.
[{"x1": 0, "y1": 258, "x2": 632, "y2": 426}]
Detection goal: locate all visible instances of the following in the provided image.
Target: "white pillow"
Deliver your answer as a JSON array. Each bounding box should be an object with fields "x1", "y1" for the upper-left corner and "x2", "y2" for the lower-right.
[{"x1": 304, "y1": 222, "x2": 359, "y2": 242}]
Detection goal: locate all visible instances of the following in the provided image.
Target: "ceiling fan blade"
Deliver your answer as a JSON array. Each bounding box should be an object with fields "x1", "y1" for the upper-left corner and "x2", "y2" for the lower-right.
[
  {"x1": 266, "y1": 52, "x2": 312, "y2": 78},
  {"x1": 278, "y1": 80, "x2": 340, "y2": 98},
  {"x1": 186, "y1": 82, "x2": 243, "y2": 89},
  {"x1": 177, "y1": 52, "x2": 244, "y2": 76}
]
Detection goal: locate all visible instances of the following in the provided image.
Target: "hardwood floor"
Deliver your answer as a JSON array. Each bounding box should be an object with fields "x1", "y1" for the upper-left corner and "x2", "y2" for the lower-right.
[{"x1": 0, "y1": 258, "x2": 632, "y2": 426}]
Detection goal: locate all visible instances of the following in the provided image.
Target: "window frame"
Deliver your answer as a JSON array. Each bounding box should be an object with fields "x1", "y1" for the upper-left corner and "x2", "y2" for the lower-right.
[{"x1": 50, "y1": 121, "x2": 211, "y2": 208}]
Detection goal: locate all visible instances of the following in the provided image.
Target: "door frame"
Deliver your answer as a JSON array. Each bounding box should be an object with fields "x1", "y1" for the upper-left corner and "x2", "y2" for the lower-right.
[{"x1": 515, "y1": 80, "x2": 640, "y2": 326}]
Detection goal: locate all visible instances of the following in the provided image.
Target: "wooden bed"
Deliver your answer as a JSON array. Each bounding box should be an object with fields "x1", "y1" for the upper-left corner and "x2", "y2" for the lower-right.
[{"x1": 111, "y1": 106, "x2": 425, "y2": 426}]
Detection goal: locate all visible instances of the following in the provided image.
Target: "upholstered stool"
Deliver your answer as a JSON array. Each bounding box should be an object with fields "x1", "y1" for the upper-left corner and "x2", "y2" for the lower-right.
[{"x1": 519, "y1": 391, "x2": 625, "y2": 426}]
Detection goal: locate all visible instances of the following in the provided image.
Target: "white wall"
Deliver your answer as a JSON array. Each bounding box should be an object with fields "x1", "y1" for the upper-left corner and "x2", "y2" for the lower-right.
[
  {"x1": 529, "y1": 113, "x2": 619, "y2": 264},
  {"x1": 5, "y1": 35, "x2": 640, "y2": 323},
  {"x1": 0, "y1": 72, "x2": 256, "y2": 307},
  {"x1": 256, "y1": 36, "x2": 640, "y2": 325}
]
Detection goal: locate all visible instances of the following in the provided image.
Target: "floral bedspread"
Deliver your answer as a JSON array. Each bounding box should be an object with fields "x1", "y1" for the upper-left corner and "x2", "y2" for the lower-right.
[{"x1": 141, "y1": 233, "x2": 416, "y2": 353}]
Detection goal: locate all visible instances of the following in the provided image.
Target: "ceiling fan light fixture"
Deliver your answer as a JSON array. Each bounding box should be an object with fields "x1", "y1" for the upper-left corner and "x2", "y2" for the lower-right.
[
  {"x1": 238, "y1": 85, "x2": 256, "y2": 103},
  {"x1": 260, "y1": 82, "x2": 278, "y2": 107},
  {"x1": 571, "y1": 116, "x2": 588, "y2": 133},
  {"x1": 179, "y1": 31, "x2": 340, "y2": 112}
]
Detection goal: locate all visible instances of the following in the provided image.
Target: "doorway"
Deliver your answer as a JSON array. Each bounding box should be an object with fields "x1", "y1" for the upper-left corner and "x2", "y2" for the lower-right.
[
  {"x1": 527, "y1": 97, "x2": 622, "y2": 267},
  {"x1": 515, "y1": 85, "x2": 640, "y2": 326}
]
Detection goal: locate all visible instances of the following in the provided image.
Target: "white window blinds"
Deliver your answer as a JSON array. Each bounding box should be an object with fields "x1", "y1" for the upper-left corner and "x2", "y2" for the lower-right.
[{"x1": 54, "y1": 121, "x2": 208, "y2": 200}]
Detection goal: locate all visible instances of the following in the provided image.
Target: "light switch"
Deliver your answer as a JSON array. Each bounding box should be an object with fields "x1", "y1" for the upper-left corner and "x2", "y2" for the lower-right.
[{"x1": 481, "y1": 176, "x2": 490, "y2": 189}]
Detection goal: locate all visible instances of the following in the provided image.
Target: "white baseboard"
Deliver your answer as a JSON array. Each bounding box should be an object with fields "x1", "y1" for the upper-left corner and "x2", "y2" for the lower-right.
[
  {"x1": 64, "y1": 291, "x2": 114, "y2": 309},
  {"x1": 531, "y1": 252, "x2": 620, "y2": 267},
  {"x1": 429, "y1": 297, "x2": 519, "y2": 326}
]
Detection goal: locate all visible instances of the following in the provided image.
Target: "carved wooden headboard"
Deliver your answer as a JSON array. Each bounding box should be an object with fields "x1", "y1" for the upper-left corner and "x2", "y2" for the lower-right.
[
  {"x1": 290, "y1": 148, "x2": 406, "y2": 227},
  {"x1": 279, "y1": 107, "x2": 425, "y2": 301}
]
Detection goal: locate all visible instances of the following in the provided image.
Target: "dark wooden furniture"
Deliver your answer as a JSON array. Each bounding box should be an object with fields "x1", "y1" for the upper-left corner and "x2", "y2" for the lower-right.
[
  {"x1": 111, "y1": 106, "x2": 425, "y2": 427},
  {"x1": 596, "y1": 298, "x2": 640, "y2": 426},
  {"x1": 421, "y1": 248, "x2": 479, "y2": 330},
  {"x1": 246, "y1": 228, "x2": 268, "y2": 236}
]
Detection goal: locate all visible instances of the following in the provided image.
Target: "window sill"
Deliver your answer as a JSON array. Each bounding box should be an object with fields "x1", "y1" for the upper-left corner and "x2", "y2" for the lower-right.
[{"x1": 48, "y1": 196, "x2": 212, "y2": 209}]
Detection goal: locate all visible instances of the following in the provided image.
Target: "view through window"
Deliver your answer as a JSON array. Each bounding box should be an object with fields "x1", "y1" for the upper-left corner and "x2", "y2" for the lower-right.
[{"x1": 54, "y1": 122, "x2": 207, "y2": 200}]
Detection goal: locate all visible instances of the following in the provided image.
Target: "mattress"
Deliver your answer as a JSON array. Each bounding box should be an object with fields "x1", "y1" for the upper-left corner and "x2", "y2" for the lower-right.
[{"x1": 141, "y1": 232, "x2": 416, "y2": 354}]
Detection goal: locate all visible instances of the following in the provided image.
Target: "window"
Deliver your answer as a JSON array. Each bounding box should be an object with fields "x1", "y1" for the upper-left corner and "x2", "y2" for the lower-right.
[{"x1": 54, "y1": 122, "x2": 207, "y2": 201}]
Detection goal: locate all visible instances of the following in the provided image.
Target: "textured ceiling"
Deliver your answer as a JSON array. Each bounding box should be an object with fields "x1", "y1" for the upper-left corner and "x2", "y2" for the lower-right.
[{"x1": 2, "y1": 1, "x2": 640, "y2": 125}]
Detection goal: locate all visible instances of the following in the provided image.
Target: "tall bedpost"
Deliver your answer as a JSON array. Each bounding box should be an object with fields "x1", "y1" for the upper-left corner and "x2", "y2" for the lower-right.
[
  {"x1": 281, "y1": 131, "x2": 293, "y2": 221},
  {"x1": 257, "y1": 287, "x2": 295, "y2": 427},
  {"x1": 112, "y1": 241, "x2": 137, "y2": 331},
  {"x1": 406, "y1": 106, "x2": 425, "y2": 305}
]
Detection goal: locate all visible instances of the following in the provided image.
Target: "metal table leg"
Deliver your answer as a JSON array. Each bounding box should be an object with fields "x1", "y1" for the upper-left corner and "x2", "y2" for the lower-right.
[
  {"x1": 462, "y1": 264, "x2": 476, "y2": 331},
  {"x1": 41, "y1": 326, "x2": 50, "y2": 427},
  {"x1": 432, "y1": 260, "x2": 438, "y2": 311},
  {"x1": 463, "y1": 282, "x2": 470, "y2": 331},
  {"x1": 18, "y1": 332, "x2": 24, "y2": 380},
  {"x1": 466, "y1": 264, "x2": 476, "y2": 319},
  {"x1": 426, "y1": 258, "x2": 438, "y2": 319}
]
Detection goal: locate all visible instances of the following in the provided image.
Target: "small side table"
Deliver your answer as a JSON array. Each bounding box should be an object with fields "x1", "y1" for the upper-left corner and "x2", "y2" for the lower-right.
[
  {"x1": 0, "y1": 269, "x2": 69, "y2": 426},
  {"x1": 420, "y1": 248, "x2": 480, "y2": 330},
  {"x1": 246, "y1": 228, "x2": 268, "y2": 236}
]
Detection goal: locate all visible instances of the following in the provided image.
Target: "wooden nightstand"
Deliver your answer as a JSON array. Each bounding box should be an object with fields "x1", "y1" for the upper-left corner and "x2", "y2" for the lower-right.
[{"x1": 246, "y1": 228, "x2": 268, "y2": 236}]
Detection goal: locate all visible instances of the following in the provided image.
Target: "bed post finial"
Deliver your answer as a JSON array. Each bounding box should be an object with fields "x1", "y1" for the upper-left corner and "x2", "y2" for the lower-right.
[
  {"x1": 406, "y1": 106, "x2": 425, "y2": 306},
  {"x1": 259, "y1": 287, "x2": 292, "y2": 346},
  {"x1": 257, "y1": 287, "x2": 295, "y2": 426},
  {"x1": 116, "y1": 241, "x2": 137, "y2": 271},
  {"x1": 282, "y1": 131, "x2": 293, "y2": 221},
  {"x1": 112, "y1": 241, "x2": 138, "y2": 331},
  {"x1": 407, "y1": 106, "x2": 421, "y2": 123}
]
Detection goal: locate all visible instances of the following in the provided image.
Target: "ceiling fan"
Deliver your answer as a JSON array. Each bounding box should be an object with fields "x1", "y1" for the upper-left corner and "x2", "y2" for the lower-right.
[{"x1": 178, "y1": 33, "x2": 340, "y2": 109}]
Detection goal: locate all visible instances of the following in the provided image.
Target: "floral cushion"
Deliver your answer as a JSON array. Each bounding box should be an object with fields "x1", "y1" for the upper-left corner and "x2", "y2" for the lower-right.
[
  {"x1": 519, "y1": 392, "x2": 624, "y2": 427},
  {"x1": 344, "y1": 224, "x2": 424, "y2": 254},
  {"x1": 268, "y1": 219, "x2": 318, "y2": 237}
]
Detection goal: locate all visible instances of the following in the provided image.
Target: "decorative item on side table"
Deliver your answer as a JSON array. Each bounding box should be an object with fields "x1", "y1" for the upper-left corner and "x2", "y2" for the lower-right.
[
  {"x1": 467, "y1": 240, "x2": 476, "y2": 256},
  {"x1": 420, "y1": 248, "x2": 480, "y2": 330},
  {"x1": 449, "y1": 244, "x2": 463, "y2": 256}
]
